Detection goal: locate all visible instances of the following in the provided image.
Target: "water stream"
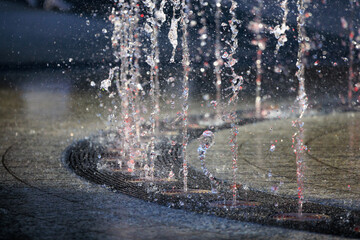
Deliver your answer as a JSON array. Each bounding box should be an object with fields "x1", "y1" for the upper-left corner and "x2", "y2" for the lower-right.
[{"x1": 97, "y1": 0, "x2": 359, "y2": 216}]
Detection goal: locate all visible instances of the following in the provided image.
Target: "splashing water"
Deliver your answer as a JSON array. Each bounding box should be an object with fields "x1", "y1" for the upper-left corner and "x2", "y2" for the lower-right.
[
  {"x1": 97, "y1": 0, "x2": 337, "y2": 211},
  {"x1": 229, "y1": 116, "x2": 239, "y2": 204},
  {"x1": 108, "y1": 4, "x2": 133, "y2": 169},
  {"x1": 168, "y1": 169, "x2": 175, "y2": 180},
  {"x1": 249, "y1": 0, "x2": 265, "y2": 118},
  {"x1": 214, "y1": 0, "x2": 222, "y2": 120},
  {"x1": 180, "y1": 0, "x2": 191, "y2": 192},
  {"x1": 198, "y1": 130, "x2": 218, "y2": 193},
  {"x1": 169, "y1": 0, "x2": 181, "y2": 63},
  {"x1": 225, "y1": 0, "x2": 243, "y2": 105},
  {"x1": 102, "y1": 1, "x2": 148, "y2": 175},
  {"x1": 198, "y1": 0, "x2": 209, "y2": 50},
  {"x1": 102, "y1": 0, "x2": 249, "y2": 197},
  {"x1": 224, "y1": 0, "x2": 242, "y2": 205},
  {"x1": 271, "y1": 0, "x2": 289, "y2": 54},
  {"x1": 131, "y1": 3, "x2": 143, "y2": 146},
  {"x1": 156, "y1": 0, "x2": 167, "y2": 24},
  {"x1": 347, "y1": 0, "x2": 355, "y2": 107},
  {"x1": 269, "y1": 144, "x2": 276, "y2": 152},
  {"x1": 292, "y1": 0, "x2": 308, "y2": 216},
  {"x1": 144, "y1": 0, "x2": 162, "y2": 179}
]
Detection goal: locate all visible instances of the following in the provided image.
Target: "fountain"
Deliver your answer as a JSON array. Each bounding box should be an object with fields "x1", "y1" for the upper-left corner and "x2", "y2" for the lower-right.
[
  {"x1": 62, "y1": 0, "x2": 360, "y2": 237},
  {"x1": 271, "y1": 0, "x2": 328, "y2": 222}
]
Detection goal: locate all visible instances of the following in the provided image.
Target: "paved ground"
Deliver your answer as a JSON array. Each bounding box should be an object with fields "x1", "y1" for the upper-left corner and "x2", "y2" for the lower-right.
[
  {"x1": 188, "y1": 112, "x2": 360, "y2": 210},
  {"x1": 0, "y1": 1, "x2": 357, "y2": 238},
  {"x1": 0, "y1": 70, "x2": 352, "y2": 239}
]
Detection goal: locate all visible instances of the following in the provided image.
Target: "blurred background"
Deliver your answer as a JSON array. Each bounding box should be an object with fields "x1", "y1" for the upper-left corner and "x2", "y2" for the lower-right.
[{"x1": 0, "y1": 0, "x2": 359, "y2": 106}]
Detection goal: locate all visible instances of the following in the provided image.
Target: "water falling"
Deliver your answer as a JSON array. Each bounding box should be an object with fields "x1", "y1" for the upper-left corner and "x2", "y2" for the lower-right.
[
  {"x1": 271, "y1": 0, "x2": 289, "y2": 54},
  {"x1": 107, "y1": 4, "x2": 139, "y2": 172},
  {"x1": 155, "y1": 0, "x2": 167, "y2": 123},
  {"x1": 169, "y1": 0, "x2": 181, "y2": 63},
  {"x1": 229, "y1": 114, "x2": 238, "y2": 204},
  {"x1": 156, "y1": 0, "x2": 167, "y2": 24},
  {"x1": 78, "y1": 0, "x2": 360, "y2": 231},
  {"x1": 132, "y1": 2, "x2": 144, "y2": 146},
  {"x1": 181, "y1": 0, "x2": 191, "y2": 193},
  {"x1": 214, "y1": 0, "x2": 222, "y2": 120},
  {"x1": 225, "y1": 0, "x2": 242, "y2": 106},
  {"x1": 101, "y1": 1, "x2": 148, "y2": 174},
  {"x1": 292, "y1": 0, "x2": 308, "y2": 216},
  {"x1": 348, "y1": 0, "x2": 355, "y2": 107},
  {"x1": 198, "y1": 130, "x2": 218, "y2": 193},
  {"x1": 223, "y1": 0, "x2": 243, "y2": 205},
  {"x1": 249, "y1": 0, "x2": 265, "y2": 118},
  {"x1": 198, "y1": 0, "x2": 208, "y2": 50},
  {"x1": 144, "y1": 0, "x2": 161, "y2": 180},
  {"x1": 127, "y1": 2, "x2": 144, "y2": 173}
]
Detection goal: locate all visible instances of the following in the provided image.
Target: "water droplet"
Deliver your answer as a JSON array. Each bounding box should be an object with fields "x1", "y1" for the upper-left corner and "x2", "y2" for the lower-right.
[
  {"x1": 199, "y1": 130, "x2": 215, "y2": 149},
  {"x1": 168, "y1": 170, "x2": 175, "y2": 179},
  {"x1": 168, "y1": 16, "x2": 180, "y2": 63},
  {"x1": 270, "y1": 144, "x2": 276, "y2": 152},
  {"x1": 100, "y1": 79, "x2": 111, "y2": 91},
  {"x1": 144, "y1": 23, "x2": 153, "y2": 33},
  {"x1": 167, "y1": 77, "x2": 175, "y2": 83},
  {"x1": 202, "y1": 94, "x2": 209, "y2": 101},
  {"x1": 210, "y1": 100, "x2": 217, "y2": 109}
]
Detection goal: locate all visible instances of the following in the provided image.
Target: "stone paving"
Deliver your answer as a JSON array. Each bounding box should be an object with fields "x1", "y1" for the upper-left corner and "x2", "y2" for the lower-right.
[
  {"x1": 188, "y1": 112, "x2": 360, "y2": 209},
  {"x1": 0, "y1": 85, "x2": 352, "y2": 239}
]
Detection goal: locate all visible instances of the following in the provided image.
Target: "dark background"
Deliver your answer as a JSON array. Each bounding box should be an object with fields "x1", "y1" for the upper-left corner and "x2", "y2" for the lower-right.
[{"x1": 0, "y1": 0, "x2": 359, "y2": 105}]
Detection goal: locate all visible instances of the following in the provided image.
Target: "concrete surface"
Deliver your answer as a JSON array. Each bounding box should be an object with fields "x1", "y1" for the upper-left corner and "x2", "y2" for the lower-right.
[{"x1": 0, "y1": 70, "x2": 350, "y2": 239}]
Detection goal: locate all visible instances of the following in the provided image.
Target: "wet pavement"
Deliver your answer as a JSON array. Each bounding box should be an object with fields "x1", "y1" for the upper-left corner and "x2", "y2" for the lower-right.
[
  {"x1": 188, "y1": 112, "x2": 360, "y2": 210},
  {"x1": 0, "y1": 71, "x2": 356, "y2": 239},
  {"x1": 1, "y1": 0, "x2": 359, "y2": 238}
]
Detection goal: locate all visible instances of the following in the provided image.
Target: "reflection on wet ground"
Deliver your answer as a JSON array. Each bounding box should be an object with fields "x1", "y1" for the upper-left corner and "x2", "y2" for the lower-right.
[
  {"x1": 0, "y1": 70, "x2": 355, "y2": 239},
  {"x1": 189, "y1": 112, "x2": 360, "y2": 209}
]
